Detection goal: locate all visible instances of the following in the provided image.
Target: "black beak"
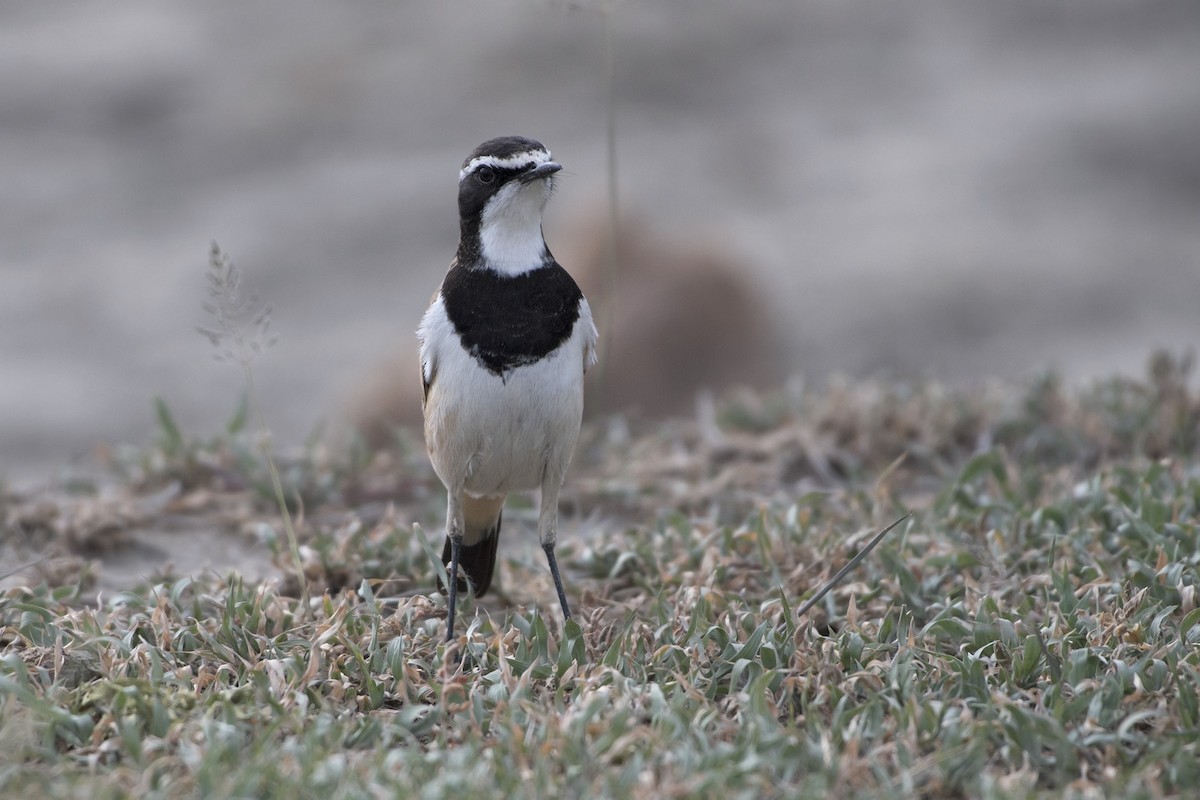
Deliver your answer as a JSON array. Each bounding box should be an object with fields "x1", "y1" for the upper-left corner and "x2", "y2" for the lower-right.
[{"x1": 518, "y1": 161, "x2": 563, "y2": 184}]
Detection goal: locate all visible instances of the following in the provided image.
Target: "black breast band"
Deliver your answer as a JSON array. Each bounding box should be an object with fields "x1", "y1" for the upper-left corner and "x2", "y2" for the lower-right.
[{"x1": 441, "y1": 262, "x2": 583, "y2": 377}]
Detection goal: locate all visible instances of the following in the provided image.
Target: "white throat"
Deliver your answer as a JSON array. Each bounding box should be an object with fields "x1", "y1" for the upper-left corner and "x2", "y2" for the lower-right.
[{"x1": 478, "y1": 180, "x2": 551, "y2": 276}]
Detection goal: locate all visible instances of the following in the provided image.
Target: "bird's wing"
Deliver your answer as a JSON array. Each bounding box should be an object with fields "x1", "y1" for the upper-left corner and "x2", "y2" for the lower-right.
[
  {"x1": 417, "y1": 287, "x2": 445, "y2": 410},
  {"x1": 579, "y1": 296, "x2": 599, "y2": 374},
  {"x1": 421, "y1": 358, "x2": 434, "y2": 406}
]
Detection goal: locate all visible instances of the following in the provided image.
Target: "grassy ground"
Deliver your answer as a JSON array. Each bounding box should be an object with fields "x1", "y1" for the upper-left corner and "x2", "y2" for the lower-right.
[{"x1": 3, "y1": 353, "x2": 1200, "y2": 798}]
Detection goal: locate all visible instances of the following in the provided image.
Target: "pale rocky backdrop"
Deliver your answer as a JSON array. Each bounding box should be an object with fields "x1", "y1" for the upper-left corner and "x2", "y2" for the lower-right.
[{"x1": 2, "y1": 0, "x2": 1198, "y2": 484}]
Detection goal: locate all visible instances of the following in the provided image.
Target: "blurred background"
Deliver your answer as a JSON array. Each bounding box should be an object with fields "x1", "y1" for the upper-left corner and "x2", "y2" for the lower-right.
[{"x1": 3, "y1": 0, "x2": 1198, "y2": 484}]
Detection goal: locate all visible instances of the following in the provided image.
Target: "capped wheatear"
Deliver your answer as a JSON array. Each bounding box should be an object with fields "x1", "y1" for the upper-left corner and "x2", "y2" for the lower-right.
[{"x1": 417, "y1": 136, "x2": 597, "y2": 641}]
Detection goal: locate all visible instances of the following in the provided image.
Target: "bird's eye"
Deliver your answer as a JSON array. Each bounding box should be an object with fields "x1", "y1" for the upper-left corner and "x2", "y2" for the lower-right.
[{"x1": 476, "y1": 166, "x2": 495, "y2": 184}]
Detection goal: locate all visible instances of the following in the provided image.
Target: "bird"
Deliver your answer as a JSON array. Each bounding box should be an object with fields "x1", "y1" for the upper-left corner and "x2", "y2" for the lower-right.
[{"x1": 417, "y1": 136, "x2": 597, "y2": 642}]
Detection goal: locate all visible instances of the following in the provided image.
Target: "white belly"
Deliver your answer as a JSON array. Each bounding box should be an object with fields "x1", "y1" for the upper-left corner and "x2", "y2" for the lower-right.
[{"x1": 422, "y1": 314, "x2": 588, "y2": 497}]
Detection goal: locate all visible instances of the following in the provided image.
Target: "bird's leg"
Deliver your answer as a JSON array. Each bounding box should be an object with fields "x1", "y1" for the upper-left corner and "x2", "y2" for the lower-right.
[
  {"x1": 445, "y1": 494, "x2": 465, "y2": 642},
  {"x1": 538, "y1": 480, "x2": 572, "y2": 621},
  {"x1": 446, "y1": 536, "x2": 462, "y2": 642},
  {"x1": 542, "y1": 543, "x2": 571, "y2": 622}
]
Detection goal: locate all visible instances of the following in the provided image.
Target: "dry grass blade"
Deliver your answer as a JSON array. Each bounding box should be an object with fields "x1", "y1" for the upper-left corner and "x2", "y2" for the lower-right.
[
  {"x1": 795, "y1": 512, "x2": 911, "y2": 620},
  {"x1": 0, "y1": 557, "x2": 50, "y2": 582}
]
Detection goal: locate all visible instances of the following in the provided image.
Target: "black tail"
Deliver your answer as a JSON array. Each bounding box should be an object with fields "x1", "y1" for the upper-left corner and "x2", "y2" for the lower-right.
[{"x1": 437, "y1": 511, "x2": 502, "y2": 598}]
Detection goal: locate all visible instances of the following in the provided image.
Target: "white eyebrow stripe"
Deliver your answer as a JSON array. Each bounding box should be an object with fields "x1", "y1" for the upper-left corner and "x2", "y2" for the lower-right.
[{"x1": 459, "y1": 150, "x2": 553, "y2": 181}]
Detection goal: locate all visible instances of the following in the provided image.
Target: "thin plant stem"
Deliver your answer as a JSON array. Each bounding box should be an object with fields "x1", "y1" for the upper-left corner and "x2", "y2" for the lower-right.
[
  {"x1": 602, "y1": 0, "x2": 619, "y2": 364},
  {"x1": 199, "y1": 242, "x2": 306, "y2": 607},
  {"x1": 242, "y1": 363, "x2": 308, "y2": 606}
]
